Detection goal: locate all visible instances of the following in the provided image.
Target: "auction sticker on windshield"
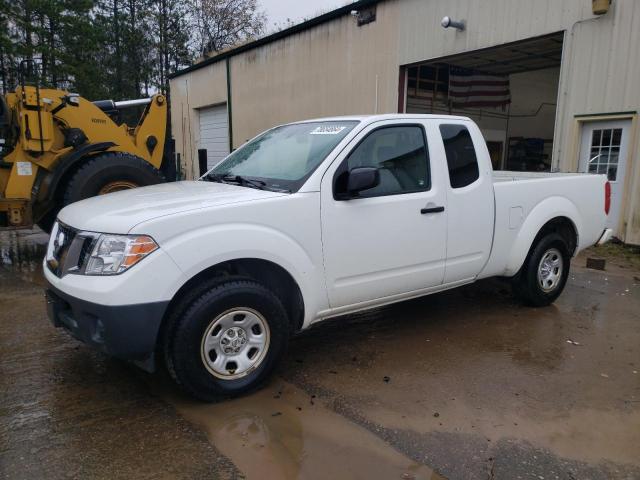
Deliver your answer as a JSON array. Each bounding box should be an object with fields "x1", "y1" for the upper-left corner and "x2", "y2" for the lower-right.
[{"x1": 310, "y1": 125, "x2": 348, "y2": 135}]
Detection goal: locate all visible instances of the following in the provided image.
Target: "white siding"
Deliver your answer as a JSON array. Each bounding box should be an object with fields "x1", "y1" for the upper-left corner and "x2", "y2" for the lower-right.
[
  {"x1": 198, "y1": 104, "x2": 229, "y2": 169},
  {"x1": 171, "y1": 0, "x2": 640, "y2": 243}
]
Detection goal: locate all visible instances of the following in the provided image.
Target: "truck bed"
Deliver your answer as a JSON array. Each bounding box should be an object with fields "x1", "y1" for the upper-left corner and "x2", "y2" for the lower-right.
[{"x1": 480, "y1": 170, "x2": 607, "y2": 279}]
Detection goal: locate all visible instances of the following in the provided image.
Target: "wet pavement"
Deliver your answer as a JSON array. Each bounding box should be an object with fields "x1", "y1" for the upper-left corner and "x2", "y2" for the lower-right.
[{"x1": 1, "y1": 229, "x2": 639, "y2": 479}]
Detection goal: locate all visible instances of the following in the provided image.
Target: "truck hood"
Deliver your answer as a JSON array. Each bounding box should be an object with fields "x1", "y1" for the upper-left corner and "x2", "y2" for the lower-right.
[{"x1": 57, "y1": 181, "x2": 288, "y2": 233}]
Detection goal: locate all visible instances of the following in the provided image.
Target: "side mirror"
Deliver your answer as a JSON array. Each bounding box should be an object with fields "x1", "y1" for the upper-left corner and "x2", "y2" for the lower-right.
[
  {"x1": 346, "y1": 167, "x2": 380, "y2": 198},
  {"x1": 333, "y1": 166, "x2": 380, "y2": 200},
  {"x1": 347, "y1": 167, "x2": 380, "y2": 195}
]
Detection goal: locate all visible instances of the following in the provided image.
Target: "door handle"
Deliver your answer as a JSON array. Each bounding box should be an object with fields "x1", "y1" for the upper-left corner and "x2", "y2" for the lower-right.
[{"x1": 421, "y1": 206, "x2": 445, "y2": 214}]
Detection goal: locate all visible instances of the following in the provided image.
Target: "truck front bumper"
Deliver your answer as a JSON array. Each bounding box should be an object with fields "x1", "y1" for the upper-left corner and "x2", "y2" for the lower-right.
[{"x1": 45, "y1": 284, "x2": 169, "y2": 372}]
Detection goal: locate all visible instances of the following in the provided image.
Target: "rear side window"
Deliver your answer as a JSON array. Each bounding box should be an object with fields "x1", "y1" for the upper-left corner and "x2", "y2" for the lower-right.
[{"x1": 440, "y1": 124, "x2": 479, "y2": 188}]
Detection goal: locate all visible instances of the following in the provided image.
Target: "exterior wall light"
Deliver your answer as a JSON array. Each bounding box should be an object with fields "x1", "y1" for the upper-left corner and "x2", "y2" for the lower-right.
[
  {"x1": 351, "y1": 7, "x2": 376, "y2": 26},
  {"x1": 592, "y1": 0, "x2": 612, "y2": 15},
  {"x1": 441, "y1": 16, "x2": 465, "y2": 31}
]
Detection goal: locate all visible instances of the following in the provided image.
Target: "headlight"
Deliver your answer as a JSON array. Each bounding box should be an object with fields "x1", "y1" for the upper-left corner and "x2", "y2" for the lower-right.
[{"x1": 83, "y1": 234, "x2": 158, "y2": 275}]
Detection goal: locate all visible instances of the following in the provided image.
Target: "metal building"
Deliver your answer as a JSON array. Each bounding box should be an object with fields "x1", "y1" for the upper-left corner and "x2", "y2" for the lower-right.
[{"x1": 169, "y1": 0, "x2": 640, "y2": 244}]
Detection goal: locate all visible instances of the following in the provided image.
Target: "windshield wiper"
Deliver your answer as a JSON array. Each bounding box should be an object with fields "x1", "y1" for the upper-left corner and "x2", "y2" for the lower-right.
[{"x1": 207, "y1": 173, "x2": 267, "y2": 190}]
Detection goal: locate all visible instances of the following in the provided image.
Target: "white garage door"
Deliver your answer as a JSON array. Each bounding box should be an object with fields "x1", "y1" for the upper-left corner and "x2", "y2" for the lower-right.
[{"x1": 199, "y1": 104, "x2": 229, "y2": 169}]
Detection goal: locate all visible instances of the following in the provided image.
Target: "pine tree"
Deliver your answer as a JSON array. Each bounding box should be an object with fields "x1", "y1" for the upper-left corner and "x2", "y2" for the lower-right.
[
  {"x1": 150, "y1": 0, "x2": 192, "y2": 96},
  {"x1": 0, "y1": 0, "x2": 267, "y2": 101},
  {"x1": 0, "y1": 0, "x2": 18, "y2": 93}
]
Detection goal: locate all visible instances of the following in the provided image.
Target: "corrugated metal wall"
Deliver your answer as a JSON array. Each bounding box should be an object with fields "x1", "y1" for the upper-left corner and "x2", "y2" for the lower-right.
[
  {"x1": 555, "y1": 0, "x2": 640, "y2": 243},
  {"x1": 169, "y1": 0, "x2": 640, "y2": 242}
]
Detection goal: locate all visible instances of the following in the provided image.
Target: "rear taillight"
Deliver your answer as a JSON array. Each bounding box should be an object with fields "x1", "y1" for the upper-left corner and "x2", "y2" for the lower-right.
[{"x1": 604, "y1": 181, "x2": 611, "y2": 215}]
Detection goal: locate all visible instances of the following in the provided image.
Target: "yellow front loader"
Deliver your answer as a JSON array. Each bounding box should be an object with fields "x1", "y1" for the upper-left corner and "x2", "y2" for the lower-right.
[{"x1": 0, "y1": 76, "x2": 171, "y2": 230}]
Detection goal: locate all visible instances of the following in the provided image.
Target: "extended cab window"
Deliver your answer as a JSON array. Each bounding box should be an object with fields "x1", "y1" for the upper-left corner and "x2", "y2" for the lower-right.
[
  {"x1": 440, "y1": 124, "x2": 480, "y2": 188},
  {"x1": 341, "y1": 125, "x2": 429, "y2": 197}
]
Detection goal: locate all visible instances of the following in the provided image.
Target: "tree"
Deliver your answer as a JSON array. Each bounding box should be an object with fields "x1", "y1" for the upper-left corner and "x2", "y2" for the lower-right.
[
  {"x1": 0, "y1": 0, "x2": 100, "y2": 95},
  {"x1": 188, "y1": 0, "x2": 266, "y2": 56},
  {"x1": 93, "y1": 0, "x2": 152, "y2": 99},
  {"x1": 36, "y1": 0, "x2": 97, "y2": 90},
  {"x1": 150, "y1": 0, "x2": 192, "y2": 96},
  {"x1": 0, "y1": 0, "x2": 269, "y2": 101},
  {"x1": 59, "y1": 0, "x2": 111, "y2": 99},
  {"x1": 0, "y1": 0, "x2": 18, "y2": 94}
]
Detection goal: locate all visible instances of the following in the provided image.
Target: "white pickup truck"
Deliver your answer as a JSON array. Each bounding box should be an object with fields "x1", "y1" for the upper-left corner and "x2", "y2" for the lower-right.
[{"x1": 44, "y1": 114, "x2": 612, "y2": 400}]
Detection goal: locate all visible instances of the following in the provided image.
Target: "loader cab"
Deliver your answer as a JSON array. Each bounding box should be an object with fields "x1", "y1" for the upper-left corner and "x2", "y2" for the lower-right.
[
  {"x1": 0, "y1": 95, "x2": 9, "y2": 143},
  {"x1": 92, "y1": 100, "x2": 121, "y2": 124},
  {"x1": 0, "y1": 95, "x2": 17, "y2": 159},
  {"x1": 92, "y1": 98, "x2": 148, "y2": 128}
]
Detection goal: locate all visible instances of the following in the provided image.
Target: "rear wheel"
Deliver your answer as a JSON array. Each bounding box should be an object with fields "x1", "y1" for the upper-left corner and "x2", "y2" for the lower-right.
[
  {"x1": 163, "y1": 279, "x2": 290, "y2": 401},
  {"x1": 513, "y1": 233, "x2": 570, "y2": 307},
  {"x1": 63, "y1": 152, "x2": 164, "y2": 205}
]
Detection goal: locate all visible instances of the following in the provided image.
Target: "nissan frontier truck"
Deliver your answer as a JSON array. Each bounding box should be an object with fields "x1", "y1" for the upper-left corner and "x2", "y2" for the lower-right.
[{"x1": 44, "y1": 115, "x2": 612, "y2": 400}]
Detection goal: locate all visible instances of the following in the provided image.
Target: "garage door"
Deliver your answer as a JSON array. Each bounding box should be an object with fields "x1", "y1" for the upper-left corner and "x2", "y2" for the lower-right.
[{"x1": 199, "y1": 104, "x2": 229, "y2": 169}]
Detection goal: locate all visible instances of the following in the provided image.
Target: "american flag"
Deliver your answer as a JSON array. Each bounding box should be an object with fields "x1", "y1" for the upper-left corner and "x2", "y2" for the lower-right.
[{"x1": 448, "y1": 67, "x2": 511, "y2": 109}]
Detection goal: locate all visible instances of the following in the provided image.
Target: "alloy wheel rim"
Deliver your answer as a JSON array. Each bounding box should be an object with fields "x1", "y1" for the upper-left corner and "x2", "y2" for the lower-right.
[
  {"x1": 537, "y1": 248, "x2": 563, "y2": 292},
  {"x1": 200, "y1": 308, "x2": 271, "y2": 380}
]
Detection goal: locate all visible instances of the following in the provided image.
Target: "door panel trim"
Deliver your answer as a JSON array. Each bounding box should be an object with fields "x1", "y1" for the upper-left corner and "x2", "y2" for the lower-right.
[
  {"x1": 314, "y1": 278, "x2": 474, "y2": 322},
  {"x1": 574, "y1": 111, "x2": 637, "y2": 118}
]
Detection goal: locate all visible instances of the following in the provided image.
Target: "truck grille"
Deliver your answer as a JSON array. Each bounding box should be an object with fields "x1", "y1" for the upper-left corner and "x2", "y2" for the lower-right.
[{"x1": 46, "y1": 222, "x2": 95, "y2": 277}]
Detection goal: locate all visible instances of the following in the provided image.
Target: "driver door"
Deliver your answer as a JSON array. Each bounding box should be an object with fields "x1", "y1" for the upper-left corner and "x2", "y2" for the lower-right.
[{"x1": 320, "y1": 121, "x2": 448, "y2": 309}]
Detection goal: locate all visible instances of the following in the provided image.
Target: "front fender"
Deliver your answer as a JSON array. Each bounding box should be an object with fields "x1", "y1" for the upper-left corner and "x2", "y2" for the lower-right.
[
  {"x1": 158, "y1": 222, "x2": 325, "y2": 321},
  {"x1": 504, "y1": 196, "x2": 581, "y2": 276}
]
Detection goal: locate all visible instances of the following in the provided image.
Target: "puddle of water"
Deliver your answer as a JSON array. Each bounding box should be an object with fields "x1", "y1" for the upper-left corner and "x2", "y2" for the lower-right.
[
  {"x1": 0, "y1": 228, "x2": 48, "y2": 285},
  {"x1": 166, "y1": 381, "x2": 445, "y2": 480}
]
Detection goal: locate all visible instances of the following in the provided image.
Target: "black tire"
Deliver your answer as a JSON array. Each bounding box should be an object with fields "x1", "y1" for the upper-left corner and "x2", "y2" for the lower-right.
[
  {"x1": 512, "y1": 232, "x2": 571, "y2": 307},
  {"x1": 36, "y1": 209, "x2": 57, "y2": 233},
  {"x1": 63, "y1": 152, "x2": 164, "y2": 206},
  {"x1": 163, "y1": 279, "x2": 290, "y2": 401}
]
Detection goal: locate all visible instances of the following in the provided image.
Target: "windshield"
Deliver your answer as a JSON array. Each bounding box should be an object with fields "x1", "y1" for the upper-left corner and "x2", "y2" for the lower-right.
[{"x1": 203, "y1": 121, "x2": 358, "y2": 192}]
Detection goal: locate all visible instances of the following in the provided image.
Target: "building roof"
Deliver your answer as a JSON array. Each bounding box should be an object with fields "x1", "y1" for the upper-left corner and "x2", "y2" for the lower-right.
[{"x1": 169, "y1": 0, "x2": 382, "y2": 79}]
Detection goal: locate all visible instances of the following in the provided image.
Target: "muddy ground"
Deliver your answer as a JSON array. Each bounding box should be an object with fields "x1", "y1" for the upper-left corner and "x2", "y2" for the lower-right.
[{"x1": 0, "y1": 229, "x2": 638, "y2": 480}]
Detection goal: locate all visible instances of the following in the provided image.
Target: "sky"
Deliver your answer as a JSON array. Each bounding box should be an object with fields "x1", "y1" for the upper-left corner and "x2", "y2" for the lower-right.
[{"x1": 259, "y1": 0, "x2": 355, "y2": 31}]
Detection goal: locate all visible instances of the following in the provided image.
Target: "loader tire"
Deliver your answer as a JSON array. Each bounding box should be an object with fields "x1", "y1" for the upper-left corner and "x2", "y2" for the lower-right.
[
  {"x1": 63, "y1": 152, "x2": 164, "y2": 206},
  {"x1": 36, "y1": 210, "x2": 58, "y2": 233}
]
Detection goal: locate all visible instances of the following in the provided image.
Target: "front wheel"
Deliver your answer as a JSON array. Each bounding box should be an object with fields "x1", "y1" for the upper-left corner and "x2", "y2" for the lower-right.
[
  {"x1": 163, "y1": 280, "x2": 290, "y2": 401},
  {"x1": 512, "y1": 233, "x2": 571, "y2": 307}
]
